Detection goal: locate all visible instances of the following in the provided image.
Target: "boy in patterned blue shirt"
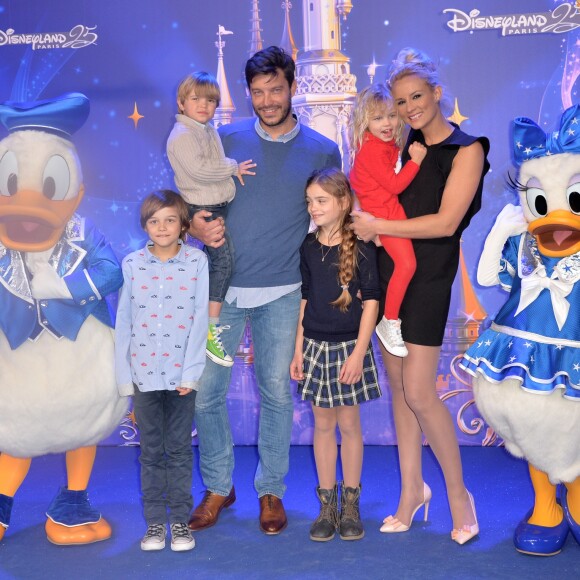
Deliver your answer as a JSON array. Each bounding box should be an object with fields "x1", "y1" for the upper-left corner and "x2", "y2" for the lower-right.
[{"x1": 115, "y1": 190, "x2": 208, "y2": 551}]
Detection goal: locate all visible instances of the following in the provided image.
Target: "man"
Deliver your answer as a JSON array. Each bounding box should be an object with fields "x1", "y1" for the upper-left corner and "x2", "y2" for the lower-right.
[{"x1": 187, "y1": 46, "x2": 342, "y2": 534}]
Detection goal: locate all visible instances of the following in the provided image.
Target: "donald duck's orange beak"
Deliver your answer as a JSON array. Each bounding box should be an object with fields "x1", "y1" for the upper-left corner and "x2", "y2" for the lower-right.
[
  {"x1": 0, "y1": 186, "x2": 84, "y2": 252},
  {"x1": 529, "y1": 209, "x2": 580, "y2": 257}
]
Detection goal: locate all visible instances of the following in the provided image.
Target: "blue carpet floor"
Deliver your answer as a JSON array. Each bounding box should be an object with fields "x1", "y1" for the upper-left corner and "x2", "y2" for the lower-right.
[{"x1": 0, "y1": 446, "x2": 578, "y2": 579}]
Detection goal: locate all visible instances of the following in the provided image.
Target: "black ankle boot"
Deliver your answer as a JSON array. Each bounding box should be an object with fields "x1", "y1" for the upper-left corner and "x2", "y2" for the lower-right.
[
  {"x1": 310, "y1": 484, "x2": 339, "y2": 541},
  {"x1": 339, "y1": 482, "x2": 364, "y2": 540}
]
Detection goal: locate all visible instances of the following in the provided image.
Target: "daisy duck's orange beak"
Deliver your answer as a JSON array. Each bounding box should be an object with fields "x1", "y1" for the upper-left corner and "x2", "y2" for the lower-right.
[
  {"x1": 529, "y1": 209, "x2": 580, "y2": 258},
  {"x1": 0, "y1": 186, "x2": 84, "y2": 252}
]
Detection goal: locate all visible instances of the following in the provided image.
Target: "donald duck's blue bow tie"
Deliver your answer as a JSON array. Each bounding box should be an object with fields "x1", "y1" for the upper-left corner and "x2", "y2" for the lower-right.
[{"x1": 513, "y1": 104, "x2": 580, "y2": 166}]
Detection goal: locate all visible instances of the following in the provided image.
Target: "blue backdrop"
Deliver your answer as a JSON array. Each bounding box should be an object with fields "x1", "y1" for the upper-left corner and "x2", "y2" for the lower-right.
[{"x1": 1, "y1": 0, "x2": 579, "y2": 445}]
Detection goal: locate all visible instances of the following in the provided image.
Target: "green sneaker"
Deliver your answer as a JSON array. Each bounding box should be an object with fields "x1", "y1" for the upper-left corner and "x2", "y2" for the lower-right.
[{"x1": 206, "y1": 323, "x2": 234, "y2": 367}]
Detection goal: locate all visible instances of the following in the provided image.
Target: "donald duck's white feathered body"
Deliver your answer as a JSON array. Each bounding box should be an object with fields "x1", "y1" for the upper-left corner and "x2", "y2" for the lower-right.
[
  {"x1": 0, "y1": 131, "x2": 127, "y2": 457},
  {"x1": 461, "y1": 107, "x2": 580, "y2": 555},
  {"x1": 0, "y1": 94, "x2": 128, "y2": 545}
]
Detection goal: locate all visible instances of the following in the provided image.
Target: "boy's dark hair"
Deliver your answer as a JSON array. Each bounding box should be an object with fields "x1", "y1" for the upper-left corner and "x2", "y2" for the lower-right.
[
  {"x1": 245, "y1": 45, "x2": 295, "y2": 88},
  {"x1": 140, "y1": 190, "x2": 190, "y2": 240}
]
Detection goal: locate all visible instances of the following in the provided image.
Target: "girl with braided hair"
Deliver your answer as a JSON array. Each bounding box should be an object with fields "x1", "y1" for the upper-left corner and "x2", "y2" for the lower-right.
[{"x1": 290, "y1": 167, "x2": 381, "y2": 542}]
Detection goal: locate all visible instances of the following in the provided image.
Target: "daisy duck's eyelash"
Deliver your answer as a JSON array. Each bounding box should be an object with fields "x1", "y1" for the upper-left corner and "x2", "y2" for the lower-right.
[{"x1": 507, "y1": 173, "x2": 529, "y2": 193}]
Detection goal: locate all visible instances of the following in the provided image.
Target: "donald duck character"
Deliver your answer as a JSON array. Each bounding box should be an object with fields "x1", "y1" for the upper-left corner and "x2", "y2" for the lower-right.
[
  {"x1": 461, "y1": 105, "x2": 580, "y2": 556},
  {"x1": 0, "y1": 93, "x2": 128, "y2": 545}
]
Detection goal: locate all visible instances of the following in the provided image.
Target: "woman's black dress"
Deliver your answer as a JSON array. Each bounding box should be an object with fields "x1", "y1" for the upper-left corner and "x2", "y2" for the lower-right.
[{"x1": 378, "y1": 126, "x2": 490, "y2": 346}]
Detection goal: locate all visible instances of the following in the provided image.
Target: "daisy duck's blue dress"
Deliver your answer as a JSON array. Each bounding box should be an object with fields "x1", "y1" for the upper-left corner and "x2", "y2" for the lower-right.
[{"x1": 460, "y1": 232, "x2": 580, "y2": 401}]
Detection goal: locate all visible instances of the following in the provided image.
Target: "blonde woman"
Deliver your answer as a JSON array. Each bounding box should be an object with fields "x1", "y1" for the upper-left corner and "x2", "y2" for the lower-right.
[{"x1": 351, "y1": 48, "x2": 490, "y2": 545}]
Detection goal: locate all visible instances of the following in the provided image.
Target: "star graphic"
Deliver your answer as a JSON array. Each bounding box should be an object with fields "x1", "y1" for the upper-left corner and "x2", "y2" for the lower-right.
[
  {"x1": 516, "y1": 141, "x2": 522, "y2": 149},
  {"x1": 508, "y1": 340, "x2": 513, "y2": 348},
  {"x1": 484, "y1": 339, "x2": 492, "y2": 346},
  {"x1": 530, "y1": 355, "x2": 535, "y2": 363},
  {"x1": 128, "y1": 102, "x2": 144, "y2": 129},
  {"x1": 564, "y1": 264, "x2": 573, "y2": 272},
  {"x1": 574, "y1": 363, "x2": 580, "y2": 372},
  {"x1": 524, "y1": 341, "x2": 532, "y2": 348},
  {"x1": 568, "y1": 128, "x2": 576, "y2": 136},
  {"x1": 509, "y1": 356, "x2": 516, "y2": 362},
  {"x1": 477, "y1": 341, "x2": 483, "y2": 348},
  {"x1": 573, "y1": 117, "x2": 579, "y2": 125},
  {"x1": 446, "y1": 98, "x2": 469, "y2": 127},
  {"x1": 365, "y1": 58, "x2": 383, "y2": 83},
  {"x1": 556, "y1": 344, "x2": 564, "y2": 350},
  {"x1": 462, "y1": 310, "x2": 476, "y2": 324},
  {"x1": 524, "y1": 147, "x2": 533, "y2": 155}
]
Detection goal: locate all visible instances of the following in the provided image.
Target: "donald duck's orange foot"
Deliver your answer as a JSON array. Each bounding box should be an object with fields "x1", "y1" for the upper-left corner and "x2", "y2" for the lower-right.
[
  {"x1": 0, "y1": 525, "x2": 6, "y2": 542},
  {"x1": 44, "y1": 486, "x2": 111, "y2": 545},
  {"x1": 45, "y1": 517, "x2": 111, "y2": 545}
]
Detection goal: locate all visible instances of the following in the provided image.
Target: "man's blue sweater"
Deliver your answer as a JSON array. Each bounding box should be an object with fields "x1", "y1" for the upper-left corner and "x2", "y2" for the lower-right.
[{"x1": 219, "y1": 119, "x2": 342, "y2": 289}]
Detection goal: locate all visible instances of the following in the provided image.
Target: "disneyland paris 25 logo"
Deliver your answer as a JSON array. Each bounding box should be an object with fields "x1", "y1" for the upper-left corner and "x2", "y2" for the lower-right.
[
  {"x1": 0, "y1": 24, "x2": 97, "y2": 50},
  {"x1": 444, "y1": 2, "x2": 580, "y2": 36}
]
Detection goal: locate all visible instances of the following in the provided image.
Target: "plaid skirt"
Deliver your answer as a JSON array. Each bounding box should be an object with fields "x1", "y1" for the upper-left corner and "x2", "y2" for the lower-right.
[{"x1": 297, "y1": 337, "x2": 381, "y2": 408}]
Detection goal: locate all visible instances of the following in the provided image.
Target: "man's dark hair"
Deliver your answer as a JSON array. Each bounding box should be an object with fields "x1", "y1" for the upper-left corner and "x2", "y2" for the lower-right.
[{"x1": 245, "y1": 45, "x2": 295, "y2": 88}]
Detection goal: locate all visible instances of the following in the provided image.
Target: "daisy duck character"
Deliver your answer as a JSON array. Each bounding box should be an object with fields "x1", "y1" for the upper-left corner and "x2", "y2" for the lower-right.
[
  {"x1": 461, "y1": 104, "x2": 580, "y2": 556},
  {"x1": 0, "y1": 93, "x2": 128, "y2": 545}
]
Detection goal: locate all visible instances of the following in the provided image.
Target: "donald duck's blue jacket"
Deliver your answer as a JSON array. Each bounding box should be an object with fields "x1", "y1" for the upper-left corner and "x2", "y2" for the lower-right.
[{"x1": 0, "y1": 214, "x2": 122, "y2": 349}]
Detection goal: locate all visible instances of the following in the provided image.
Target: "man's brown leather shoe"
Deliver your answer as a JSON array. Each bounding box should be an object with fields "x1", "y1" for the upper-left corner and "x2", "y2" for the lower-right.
[
  {"x1": 188, "y1": 486, "x2": 236, "y2": 531},
  {"x1": 259, "y1": 494, "x2": 288, "y2": 535}
]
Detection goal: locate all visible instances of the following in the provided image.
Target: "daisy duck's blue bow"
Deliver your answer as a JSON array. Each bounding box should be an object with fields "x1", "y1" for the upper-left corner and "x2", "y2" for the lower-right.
[{"x1": 513, "y1": 104, "x2": 580, "y2": 166}]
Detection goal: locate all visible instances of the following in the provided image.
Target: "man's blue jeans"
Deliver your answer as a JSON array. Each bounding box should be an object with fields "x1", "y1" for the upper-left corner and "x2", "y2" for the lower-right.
[
  {"x1": 133, "y1": 388, "x2": 196, "y2": 524},
  {"x1": 194, "y1": 288, "x2": 301, "y2": 498}
]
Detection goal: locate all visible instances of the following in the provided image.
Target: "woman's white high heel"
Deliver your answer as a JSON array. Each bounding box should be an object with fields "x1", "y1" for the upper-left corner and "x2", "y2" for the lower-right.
[
  {"x1": 380, "y1": 482, "x2": 432, "y2": 533},
  {"x1": 451, "y1": 490, "x2": 479, "y2": 545}
]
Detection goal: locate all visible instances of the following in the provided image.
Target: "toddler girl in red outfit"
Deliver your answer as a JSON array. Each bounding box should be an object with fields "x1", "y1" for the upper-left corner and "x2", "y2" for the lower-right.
[{"x1": 349, "y1": 84, "x2": 426, "y2": 357}]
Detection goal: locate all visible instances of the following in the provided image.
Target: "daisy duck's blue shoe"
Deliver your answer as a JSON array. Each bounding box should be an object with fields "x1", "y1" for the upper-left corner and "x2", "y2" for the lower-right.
[
  {"x1": 562, "y1": 488, "x2": 580, "y2": 545},
  {"x1": 513, "y1": 507, "x2": 569, "y2": 556}
]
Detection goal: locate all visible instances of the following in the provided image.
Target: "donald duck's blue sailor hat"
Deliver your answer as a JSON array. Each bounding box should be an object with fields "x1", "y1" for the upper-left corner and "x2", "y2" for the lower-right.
[{"x1": 0, "y1": 92, "x2": 90, "y2": 138}]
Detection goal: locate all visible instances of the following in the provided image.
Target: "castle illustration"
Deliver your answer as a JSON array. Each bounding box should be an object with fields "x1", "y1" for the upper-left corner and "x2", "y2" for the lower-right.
[{"x1": 210, "y1": 0, "x2": 489, "y2": 443}]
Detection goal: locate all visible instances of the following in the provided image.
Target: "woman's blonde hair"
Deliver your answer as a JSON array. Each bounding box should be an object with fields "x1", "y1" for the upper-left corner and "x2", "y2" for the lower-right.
[
  {"x1": 387, "y1": 47, "x2": 440, "y2": 90},
  {"x1": 348, "y1": 83, "x2": 405, "y2": 165},
  {"x1": 386, "y1": 47, "x2": 451, "y2": 118},
  {"x1": 305, "y1": 168, "x2": 358, "y2": 313}
]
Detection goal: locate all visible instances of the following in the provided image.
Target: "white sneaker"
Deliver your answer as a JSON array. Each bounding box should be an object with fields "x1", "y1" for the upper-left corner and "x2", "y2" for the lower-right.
[
  {"x1": 376, "y1": 317, "x2": 408, "y2": 357},
  {"x1": 141, "y1": 524, "x2": 166, "y2": 551},
  {"x1": 170, "y1": 522, "x2": 196, "y2": 552}
]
